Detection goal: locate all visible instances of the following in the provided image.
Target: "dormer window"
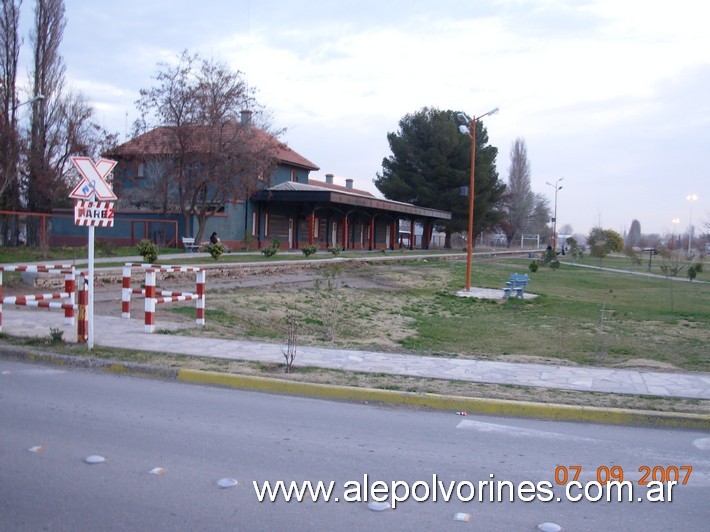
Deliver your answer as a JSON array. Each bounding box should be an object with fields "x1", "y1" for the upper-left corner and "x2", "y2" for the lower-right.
[{"x1": 290, "y1": 170, "x2": 298, "y2": 182}]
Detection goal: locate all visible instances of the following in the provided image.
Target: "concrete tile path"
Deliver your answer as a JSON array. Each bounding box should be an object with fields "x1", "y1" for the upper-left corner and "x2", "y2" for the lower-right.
[{"x1": 2, "y1": 308, "x2": 708, "y2": 400}]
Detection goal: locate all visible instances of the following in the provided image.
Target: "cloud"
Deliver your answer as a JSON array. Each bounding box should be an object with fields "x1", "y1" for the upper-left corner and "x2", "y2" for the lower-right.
[{"x1": 13, "y1": 0, "x2": 705, "y2": 235}]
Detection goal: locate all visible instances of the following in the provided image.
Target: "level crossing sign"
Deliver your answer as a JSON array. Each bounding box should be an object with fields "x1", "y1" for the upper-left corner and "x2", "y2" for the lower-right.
[{"x1": 69, "y1": 157, "x2": 117, "y2": 201}]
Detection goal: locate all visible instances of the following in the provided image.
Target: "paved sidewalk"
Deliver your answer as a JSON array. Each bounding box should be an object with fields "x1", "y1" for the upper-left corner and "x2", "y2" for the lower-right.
[{"x1": 1, "y1": 308, "x2": 708, "y2": 400}]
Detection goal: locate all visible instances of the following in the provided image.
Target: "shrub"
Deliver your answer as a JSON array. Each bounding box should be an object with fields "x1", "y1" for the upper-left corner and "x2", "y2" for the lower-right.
[
  {"x1": 49, "y1": 327, "x2": 64, "y2": 344},
  {"x1": 528, "y1": 260, "x2": 539, "y2": 273},
  {"x1": 242, "y1": 233, "x2": 255, "y2": 251},
  {"x1": 301, "y1": 244, "x2": 318, "y2": 257},
  {"x1": 327, "y1": 245, "x2": 343, "y2": 256},
  {"x1": 624, "y1": 246, "x2": 642, "y2": 268},
  {"x1": 566, "y1": 237, "x2": 585, "y2": 261},
  {"x1": 262, "y1": 239, "x2": 280, "y2": 258},
  {"x1": 205, "y1": 242, "x2": 227, "y2": 261},
  {"x1": 687, "y1": 262, "x2": 703, "y2": 282},
  {"x1": 137, "y1": 239, "x2": 158, "y2": 264},
  {"x1": 550, "y1": 260, "x2": 561, "y2": 270},
  {"x1": 542, "y1": 247, "x2": 556, "y2": 265}
]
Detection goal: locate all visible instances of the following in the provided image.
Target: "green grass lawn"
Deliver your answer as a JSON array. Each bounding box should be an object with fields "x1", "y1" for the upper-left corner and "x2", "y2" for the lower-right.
[
  {"x1": 561, "y1": 251, "x2": 707, "y2": 278},
  {"x1": 190, "y1": 256, "x2": 709, "y2": 372},
  {"x1": 428, "y1": 258, "x2": 707, "y2": 369}
]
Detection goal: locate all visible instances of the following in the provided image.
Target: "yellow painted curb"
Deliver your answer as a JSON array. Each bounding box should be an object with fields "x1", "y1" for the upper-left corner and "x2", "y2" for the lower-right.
[{"x1": 177, "y1": 369, "x2": 710, "y2": 430}]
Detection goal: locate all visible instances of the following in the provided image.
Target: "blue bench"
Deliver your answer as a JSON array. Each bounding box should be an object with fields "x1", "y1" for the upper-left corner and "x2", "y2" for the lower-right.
[{"x1": 503, "y1": 273, "x2": 529, "y2": 299}]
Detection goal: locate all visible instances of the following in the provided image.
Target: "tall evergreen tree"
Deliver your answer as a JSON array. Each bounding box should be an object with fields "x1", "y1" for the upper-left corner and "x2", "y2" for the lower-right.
[
  {"x1": 501, "y1": 137, "x2": 534, "y2": 246},
  {"x1": 626, "y1": 219, "x2": 641, "y2": 248},
  {"x1": 26, "y1": 0, "x2": 66, "y2": 222},
  {"x1": 0, "y1": 0, "x2": 22, "y2": 244},
  {"x1": 374, "y1": 107, "x2": 505, "y2": 248}
]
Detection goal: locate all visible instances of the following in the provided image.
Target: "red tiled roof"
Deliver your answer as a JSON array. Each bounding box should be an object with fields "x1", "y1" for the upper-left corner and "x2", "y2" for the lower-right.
[
  {"x1": 273, "y1": 141, "x2": 319, "y2": 171},
  {"x1": 308, "y1": 179, "x2": 375, "y2": 198},
  {"x1": 109, "y1": 122, "x2": 319, "y2": 171}
]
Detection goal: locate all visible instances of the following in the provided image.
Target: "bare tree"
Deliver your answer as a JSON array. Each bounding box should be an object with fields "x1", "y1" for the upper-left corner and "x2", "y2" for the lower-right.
[
  {"x1": 528, "y1": 193, "x2": 552, "y2": 240},
  {"x1": 281, "y1": 311, "x2": 298, "y2": 373},
  {"x1": 501, "y1": 138, "x2": 534, "y2": 246},
  {"x1": 52, "y1": 91, "x2": 118, "y2": 191},
  {"x1": 132, "y1": 51, "x2": 280, "y2": 243},
  {"x1": 118, "y1": 157, "x2": 172, "y2": 212}
]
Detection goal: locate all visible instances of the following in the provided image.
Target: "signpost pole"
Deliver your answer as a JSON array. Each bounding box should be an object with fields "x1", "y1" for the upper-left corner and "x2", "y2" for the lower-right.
[{"x1": 88, "y1": 190, "x2": 95, "y2": 349}]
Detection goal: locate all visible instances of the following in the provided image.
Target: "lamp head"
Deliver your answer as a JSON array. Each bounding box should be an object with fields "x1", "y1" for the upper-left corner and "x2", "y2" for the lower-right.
[
  {"x1": 458, "y1": 124, "x2": 471, "y2": 136},
  {"x1": 456, "y1": 113, "x2": 470, "y2": 126}
]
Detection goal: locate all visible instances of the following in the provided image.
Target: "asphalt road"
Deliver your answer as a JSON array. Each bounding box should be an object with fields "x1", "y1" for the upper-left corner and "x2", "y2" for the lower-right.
[{"x1": 1, "y1": 359, "x2": 709, "y2": 531}]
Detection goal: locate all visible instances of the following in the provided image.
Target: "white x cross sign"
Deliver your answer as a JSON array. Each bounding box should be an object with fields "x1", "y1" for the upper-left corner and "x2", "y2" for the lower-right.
[{"x1": 69, "y1": 156, "x2": 117, "y2": 201}]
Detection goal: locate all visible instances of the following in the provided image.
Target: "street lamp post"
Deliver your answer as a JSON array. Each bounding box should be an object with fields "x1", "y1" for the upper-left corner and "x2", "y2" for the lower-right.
[
  {"x1": 546, "y1": 178, "x2": 564, "y2": 252},
  {"x1": 456, "y1": 107, "x2": 499, "y2": 292},
  {"x1": 671, "y1": 218, "x2": 680, "y2": 250},
  {"x1": 686, "y1": 194, "x2": 698, "y2": 254},
  {"x1": 7, "y1": 94, "x2": 45, "y2": 115}
]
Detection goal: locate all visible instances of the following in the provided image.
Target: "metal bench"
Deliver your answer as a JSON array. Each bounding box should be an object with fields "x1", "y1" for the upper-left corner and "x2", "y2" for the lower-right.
[{"x1": 181, "y1": 237, "x2": 200, "y2": 252}]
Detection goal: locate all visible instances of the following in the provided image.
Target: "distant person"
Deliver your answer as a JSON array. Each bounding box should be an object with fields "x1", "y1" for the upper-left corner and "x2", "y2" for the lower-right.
[{"x1": 210, "y1": 231, "x2": 230, "y2": 252}]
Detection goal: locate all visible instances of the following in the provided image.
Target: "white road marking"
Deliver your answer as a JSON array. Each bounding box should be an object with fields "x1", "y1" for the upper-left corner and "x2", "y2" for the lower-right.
[{"x1": 456, "y1": 419, "x2": 599, "y2": 443}]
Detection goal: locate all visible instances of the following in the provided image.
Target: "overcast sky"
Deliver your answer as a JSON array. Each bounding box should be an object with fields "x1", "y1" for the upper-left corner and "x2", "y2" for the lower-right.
[{"x1": 17, "y1": 0, "x2": 709, "y2": 238}]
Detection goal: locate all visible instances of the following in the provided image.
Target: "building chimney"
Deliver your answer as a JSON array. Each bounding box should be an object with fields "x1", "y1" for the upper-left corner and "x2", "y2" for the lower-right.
[
  {"x1": 345, "y1": 178, "x2": 353, "y2": 189},
  {"x1": 240, "y1": 109, "x2": 253, "y2": 126},
  {"x1": 325, "y1": 173, "x2": 334, "y2": 184}
]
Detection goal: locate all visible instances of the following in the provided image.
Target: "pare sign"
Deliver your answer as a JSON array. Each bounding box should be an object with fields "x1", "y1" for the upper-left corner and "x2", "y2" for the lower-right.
[{"x1": 74, "y1": 201, "x2": 115, "y2": 227}]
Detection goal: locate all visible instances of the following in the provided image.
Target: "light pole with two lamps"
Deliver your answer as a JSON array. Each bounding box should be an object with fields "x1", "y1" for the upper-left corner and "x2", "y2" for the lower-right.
[
  {"x1": 686, "y1": 194, "x2": 698, "y2": 254},
  {"x1": 456, "y1": 107, "x2": 499, "y2": 292},
  {"x1": 546, "y1": 178, "x2": 563, "y2": 253}
]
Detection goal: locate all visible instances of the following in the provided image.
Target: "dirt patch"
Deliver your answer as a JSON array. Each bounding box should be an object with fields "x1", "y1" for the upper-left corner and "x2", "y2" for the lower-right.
[
  {"x1": 612, "y1": 358, "x2": 682, "y2": 371},
  {"x1": 496, "y1": 354, "x2": 581, "y2": 366}
]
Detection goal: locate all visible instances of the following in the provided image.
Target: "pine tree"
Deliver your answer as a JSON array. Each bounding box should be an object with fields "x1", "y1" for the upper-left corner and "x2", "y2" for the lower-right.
[{"x1": 375, "y1": 107, "x2": 505, "y2": 248}]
